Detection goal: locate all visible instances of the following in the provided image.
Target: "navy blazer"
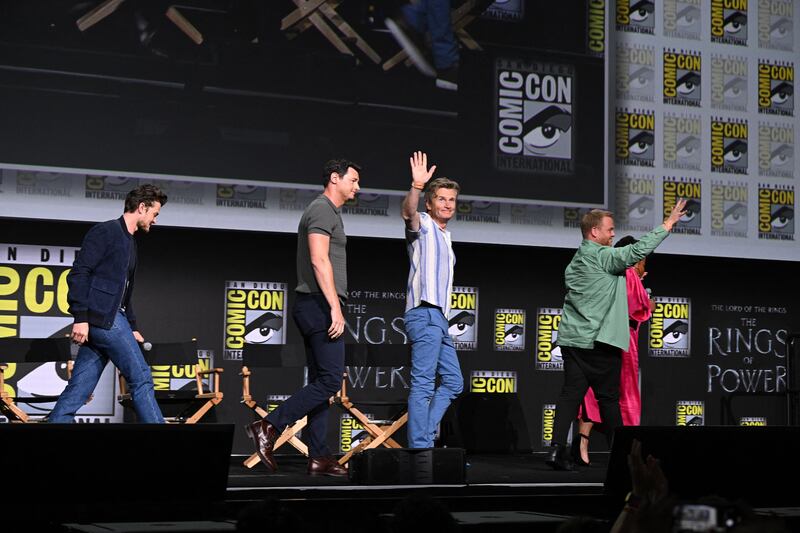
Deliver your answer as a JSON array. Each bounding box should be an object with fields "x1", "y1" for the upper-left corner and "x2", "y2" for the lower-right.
[{"x1": 67, "y1": 217, "x2": 138, "y2": 330}]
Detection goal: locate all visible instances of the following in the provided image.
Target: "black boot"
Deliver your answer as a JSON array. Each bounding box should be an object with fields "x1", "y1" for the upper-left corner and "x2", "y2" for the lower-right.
[{"x1": 546, "y1": 443, "x2": 575, "y2": 471}]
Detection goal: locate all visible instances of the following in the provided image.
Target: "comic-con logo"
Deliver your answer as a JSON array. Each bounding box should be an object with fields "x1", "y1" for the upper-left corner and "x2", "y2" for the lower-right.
[
  {"x1": 616, "y1": 0, "x2": 655, "y2": 34},
  {"x1": 216, "y1": 184, "x2": 267, "y2": 208},
  {"x1": 536, "y1": 308, "x2": 563, "y2": 371},
  {"x1": 711, "y1": 117, "x2": 748, "y2": 174},
  {"x1": 151, "y1": 349, "x2": 214, "y2": 393},
  {"x1": 710, "y1": 181, "x2": 748, "y2": 238},
  {"x1": 740, "y1": 416, "x2": 767, "y2": 426},
  {"x1": 663, "y1": 178, "x2": 701, "y2": 235},
  {"x1": 342, "y1": 193, "x2": 389, "y2": 216},
  {"x1": 758, "y1": 0, "x2": 793, "y2": 50},
  {"x1": 16, "y1": 171, "x2": 71, "y2": 198},
  {"x1": 663, "y1": 49, "x2": 701, "y2": 107},
  {"x1": 563, "y1": 208, "x2": 591, "y2": 229},
  {"x1": 710, "y1": 55, "x2": 748, "y2": 112},
  {"x1": 278, "y1": 188, "x2": 318, "y2": 211},
  {"x1": 449, "y1": 286, "x2": 478, "y2": 351},
  {"x1": 470, "y1": 370, "x2": 518, "y2": 393},
  {"x1": 758, "y1": 60, "x2": 794, "y2": 116},
  {"x1": 759, "y1": 122, "x2": 794, "y2": 178},
  {"x1": 483, "y1": 0, "x2": 524, "y2": 21},
  {"x1": 616, "y1": 44, "x2": 655, "y2": 103},
  {"x1": 649, "y1": 297, "x2": 691, "y2": 357},
  {"x1": 266, "y1": 394, "x2": 291, "y2": 415},
  {"x1": 758, "y1": 184, "x2": 795, "y2": 241},
  {"x1": 541, "y1": 403, "x2": 556, "y2": 447},
  {"x1": 616, "y1": 174, "x2": 655, "y2": 231},
  {"x1": 664, "y1": 0, "x2": 701, "y2": 39},
  {"x1": 456, "y1": 201, "x2": 501, "y2": 223},
  {"x1": 586, "y1": 0, "x2": 606, "y2": 56},
  {"x1": 223, "y1": 281, "x2": 287, "y2": 360},
  {"x1": 616, "y1": 108, "x2": 655, "y2": 167},
  {"x1": 494, "y1": 309, "x2": 526, "y2": 351},
  {"x1": 85, "y1": 175, "x2": 139, "y2": 201},
  {"x1": 145, "y1": 180, "x2": 204, "y2": 206},
  {"x1": 710, "y1": 0, "x2": 748, "y2": 45},
  {"x1": 339, "y1": 413, "x2": 372, "y2": 453},
  {"x1": 676, "y1": 400, "x2": 704, "y2": 425},
  {"x1": 663, "y1": 113, "x2": 701, "y2": 171},
  {"x1": 496, "y1": 58, "x2": 575, "y2": 174}
]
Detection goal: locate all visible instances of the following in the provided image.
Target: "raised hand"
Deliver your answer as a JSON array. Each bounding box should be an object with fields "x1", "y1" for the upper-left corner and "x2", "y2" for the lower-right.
[
  {"x1": 663, "y1": 198, "x2": 688, "y2": 232},
  {"x1": 410, "y1": 151, "x2": 437, "y2": 189}
]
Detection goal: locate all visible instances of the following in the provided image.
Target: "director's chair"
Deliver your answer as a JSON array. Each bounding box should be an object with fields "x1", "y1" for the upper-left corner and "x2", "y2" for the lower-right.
[
  {"x1": 241, "y1": 343, "x2": 310, "y2": 469},
  {"x1": 117, "y1": 339, "x2": 223, "y2": 424},
  {"x1": 334, "y1": 343, "x2": 411, "y2": 465},
  {"x1": 0, "y1": 336, "x2": 73, "y2": 423},
  {"x1": 281, "y1": 0, "x2": 382, "y2": 64},
  {"x1": 382, "y1": 0, "x2": 493, "y2": 71}
]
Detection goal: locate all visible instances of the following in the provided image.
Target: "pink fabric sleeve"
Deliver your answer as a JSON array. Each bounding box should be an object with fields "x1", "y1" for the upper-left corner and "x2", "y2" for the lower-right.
[{"x1": 626, "y1": 267, "x2": 652, "y2": 323}]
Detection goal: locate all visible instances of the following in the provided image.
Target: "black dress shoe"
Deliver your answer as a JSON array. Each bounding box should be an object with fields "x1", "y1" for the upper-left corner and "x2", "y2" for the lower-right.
[
  {"x1": 546, "y1": 443, "x2": 575, "y2": 471},
  {"x1": 571, "y1": 433, "x2": 592, "y2": 467},
  {"x1": 245, "y1": 419, "x2": 279, "y2": 472},
  {"x1": 308, "y1": 456, "x2": 348, "y2": 477}
]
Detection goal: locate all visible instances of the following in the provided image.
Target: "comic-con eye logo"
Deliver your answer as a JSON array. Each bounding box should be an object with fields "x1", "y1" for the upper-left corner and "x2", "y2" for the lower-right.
[
  {"x1": 483, "y1": 0, "x2": 524, "y2": 21},
  {"x1": 85, "y1": 175, "x2": 139, "y2": 200},
  {"x1": 494, "y1": 309, "x2": 526, "y2": 351},
  {"x1": 563, "y1": 207, "x2": 591, "y2": 229},
  {"x1": 663, "y1": 114, "x2": 701, "y2": 171},
  {"x1": 710, "y1": 0, "x2": 748, "y2": 45},
  {"x1": 664, "y1": 0, "x2": 702, "y2": 40},
  {"x1": 758, "y1": 123, "x2": 794, "y2": 178},
  {"x1": 456, "y1": 201, "x2": 501, "y2": 223},
  {"x1": 496, "y1": 59, "x2": 575, "y2": 174},
  {"x1": 449, "y1": 287, "x2": 478, "y2": 351},
  {"x1": 617, "y1": 175, "x2": 655, "y2": 231},
  {"x1": 470, "y1": 370, "x2": 518, "y2": 393},
  {"x1": 616, "y1": 44, "x2": 655, "y2": 103},
  {"x1": 758, "y1": 0, "x2": 793, "y2": 50},
  {"x1": 342, "y1": 193, "x2": 389, "y2": 216},
  {"x1": 339, "y1": 413, "x2": 371, "y2": 453},
  {"x1": 216, "y1": 184, "x2": 267, "y2": 209},
  {"x1": 541, "y1": 403, "x2": 556, "y2": 447},
  {"x1": 740, "y1": 416, "x2": 767, "y2": 426},
  {"x1": 710, "y1": 182, "x2": 748, "y2": 238},
  {"x1": 151, "y1": 350, "x2": 214, "y2": 393},
  {"x1": 758, "y1": 184, "x2": 795, "y2": 241},
  {"x1": 676, "y1": 400, "x2": 704, "y2": 425},
  {"x1": 758, "y1": 60, "x2": 794, "y2": 117},
  {"x1": 710, "y1": 55, "x2": 748, "y2": 112},
  {"x1": 616, "y1": 0, "x2": 655, "y2": 34},
  {"x1": 16, "y1": 171, "x2": 71, "y2": 198},
  {"x1": 649, "y1": 297, "x2": 691, "y2": 357},
  {"x1": 223, "y1": 281, "x2": 287, "y2": 360},
  {"x1": 663, "y1": 49, "x2": 701, "y2": 107},
  {"x1": 586, "y1": 0, "x2": 605, "y2": 56},
  {"x1": 711, "y1": 118, "x2": 748, "y2": 174},
  {"x1": 535, "y1": 308, "x2": 563, "y2": 371},
  {"x1": 616, "y1": 109, "x2": 655, "y2": 167},
  {"x1": 663, "y1": 178, "x2": 701, "y2": 235}
]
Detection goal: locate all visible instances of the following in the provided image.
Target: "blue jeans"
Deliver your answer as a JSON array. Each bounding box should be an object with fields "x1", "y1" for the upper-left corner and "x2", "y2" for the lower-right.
[
  {"x1": 266, "y1": 293, "x2": 344, "y2": 458},
  {"x1": 405, "y1": 305, "x2": 464, "y2": 448},
  {"x1": 402, "y1": 0, "x2": 459, "y2": 70},
  {"x1": 49, "y1": 311, "x2": 164, "y2": 423}
]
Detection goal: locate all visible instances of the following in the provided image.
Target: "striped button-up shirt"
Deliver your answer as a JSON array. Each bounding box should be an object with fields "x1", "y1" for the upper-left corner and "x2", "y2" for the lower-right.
[{"x1": 405, "y1": 212, "x2": 456, "y2": 316}]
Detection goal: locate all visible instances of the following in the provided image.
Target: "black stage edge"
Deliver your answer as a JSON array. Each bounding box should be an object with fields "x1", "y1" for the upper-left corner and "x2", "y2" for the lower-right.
[{"x1": 2, "y1": 425, "x2": 799, "y2": 532}]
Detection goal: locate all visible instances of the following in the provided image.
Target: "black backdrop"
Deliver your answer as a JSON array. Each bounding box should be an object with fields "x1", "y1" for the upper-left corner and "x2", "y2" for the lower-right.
[{"x1": 2, "y1": 216, "x2": 798, "y2": 454}]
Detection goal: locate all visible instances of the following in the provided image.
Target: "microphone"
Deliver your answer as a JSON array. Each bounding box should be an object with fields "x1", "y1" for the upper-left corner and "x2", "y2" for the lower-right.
[
  {"x1": 142, "y1": 341, "x2": 153, "y2": 351},
  {"x1": 646, "y1": 288, "x2": 652, "y2": 296}
]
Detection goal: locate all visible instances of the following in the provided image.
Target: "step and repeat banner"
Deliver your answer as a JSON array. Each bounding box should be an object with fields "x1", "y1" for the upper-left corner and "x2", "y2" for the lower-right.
[{"x1": 2, "y1": 221, "x2": 797, "y2": 452}]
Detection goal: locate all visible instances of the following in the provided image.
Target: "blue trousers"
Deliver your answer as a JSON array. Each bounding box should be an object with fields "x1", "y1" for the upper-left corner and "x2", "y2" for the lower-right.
[
  {"x1": 266, "y1": 293, "x2": 344, "y2": 458},
  {"x1": 405, "y1": 305, "x2": 464, "y2": 448},
  {"x1": 402, "y1": 0, "x2": 459, "y2": 70},
  {"x1": 49, "y1": 311, "x2": 164, "y2": 423}
]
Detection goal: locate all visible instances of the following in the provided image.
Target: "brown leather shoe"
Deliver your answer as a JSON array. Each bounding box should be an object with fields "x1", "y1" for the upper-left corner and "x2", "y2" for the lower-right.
[
  {"x1": 245, "y1": 419, "x2": 279, "y2": 472},
  {"x1": 307, "y1": 456, "x2": 348, "y2": 477}
]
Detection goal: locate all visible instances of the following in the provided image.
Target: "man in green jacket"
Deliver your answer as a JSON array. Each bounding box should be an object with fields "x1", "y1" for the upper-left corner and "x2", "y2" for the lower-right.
[{"x1": 546, "y1": 199, "x2": 687, "y2": 471}]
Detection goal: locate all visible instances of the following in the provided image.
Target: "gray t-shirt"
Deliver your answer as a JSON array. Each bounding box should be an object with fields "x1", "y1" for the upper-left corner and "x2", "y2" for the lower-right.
[{"x1": 296, "y1": 194, "x2": 347, "y2": 299}]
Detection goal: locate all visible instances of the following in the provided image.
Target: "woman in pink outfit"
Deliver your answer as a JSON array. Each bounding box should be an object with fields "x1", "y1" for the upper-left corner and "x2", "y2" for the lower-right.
[{"x1": 574, "y1": 235, "x2": 654, "y2": 465}]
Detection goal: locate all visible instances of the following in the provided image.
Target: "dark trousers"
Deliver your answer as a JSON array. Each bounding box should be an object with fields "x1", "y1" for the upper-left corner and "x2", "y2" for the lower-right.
[
  {"x1": 552, "y1": 343, "x2": 623, "y2": 448},
  {"x1": 266, "y1": 293, "x2": 344, "y2": 458}
]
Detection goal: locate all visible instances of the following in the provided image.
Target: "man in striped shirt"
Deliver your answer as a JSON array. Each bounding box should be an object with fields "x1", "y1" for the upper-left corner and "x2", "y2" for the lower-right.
[{"x1": 401, "y1": 151, "x2": 464, "y2": 449}]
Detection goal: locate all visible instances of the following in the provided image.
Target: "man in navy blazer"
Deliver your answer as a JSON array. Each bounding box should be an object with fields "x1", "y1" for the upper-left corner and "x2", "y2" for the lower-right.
[{"x1": 49, "y1": 184, "x2": 168, "y2": 423}]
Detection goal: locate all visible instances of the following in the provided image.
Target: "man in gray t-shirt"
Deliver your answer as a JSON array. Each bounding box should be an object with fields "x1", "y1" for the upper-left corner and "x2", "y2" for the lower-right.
[{"x1": 246, "y1": 159, "x2": 361, "y2": 477}]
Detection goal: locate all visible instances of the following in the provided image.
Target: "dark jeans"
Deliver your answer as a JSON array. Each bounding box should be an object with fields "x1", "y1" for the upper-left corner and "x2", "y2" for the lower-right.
[
  {"x1": 552, "y1": 343, "x2": 623, "y2": 448},
  {"x1": 266, "y1": 293, "x2": 344, "y2": 458}
]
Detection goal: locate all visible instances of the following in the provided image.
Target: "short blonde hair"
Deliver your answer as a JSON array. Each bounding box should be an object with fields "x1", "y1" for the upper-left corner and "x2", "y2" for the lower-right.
[
  {"x1": 580, "y1": 209, "x2": 613, "y2": 238},
  {"x1": 424, "y1": 177, "x2": 461, "y2": 205}
]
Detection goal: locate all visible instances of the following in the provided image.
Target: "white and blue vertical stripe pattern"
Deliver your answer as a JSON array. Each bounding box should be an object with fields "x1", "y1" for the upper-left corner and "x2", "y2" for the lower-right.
[{"x1": 405, "y1": 212, "x2": 456, "y2": 316}]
